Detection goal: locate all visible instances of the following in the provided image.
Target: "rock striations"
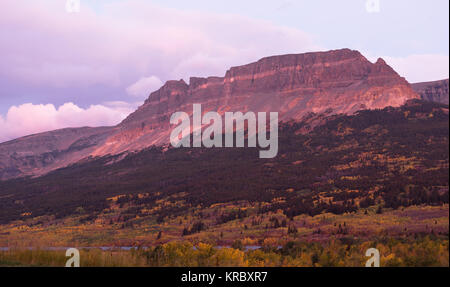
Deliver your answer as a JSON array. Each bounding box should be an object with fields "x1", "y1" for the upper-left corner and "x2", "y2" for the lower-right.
[{"x1": 0, "y1": 49, "x2": 420, "y2": 179}]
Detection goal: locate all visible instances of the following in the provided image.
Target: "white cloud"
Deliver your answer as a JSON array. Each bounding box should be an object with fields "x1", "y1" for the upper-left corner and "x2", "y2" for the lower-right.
[
  {"x1": 102, "y1": 101, "x2": 143, "y2": 114},
  {"x1": 126, "y1": 76, "x2": 163, "y2": 98},
  {"x1": 0, "y1": 0, "x2": 320, "y2": 141},
  {"x1": 0, "y1": 115, "x2": 5, "y2": 142},
  {"x1": 380, "y1": 54, "x2": 449, "y2": 83},
  {"x1": 0, "y1": 102, "x2": 134, "y2": 143}
]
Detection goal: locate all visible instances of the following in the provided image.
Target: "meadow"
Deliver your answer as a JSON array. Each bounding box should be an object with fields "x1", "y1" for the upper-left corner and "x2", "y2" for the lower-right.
[
  {"x1": 1, "y1": 235, "x2": 447, "y2": 267},
  {"x1": 0, "y1": 203, "x2": 448, "y2": 267}
]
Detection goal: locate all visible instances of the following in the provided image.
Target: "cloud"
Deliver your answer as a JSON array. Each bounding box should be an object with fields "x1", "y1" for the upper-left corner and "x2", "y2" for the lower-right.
[
  {"x1": 0, "y1": 0, "x2": 319, "y2": 90},
  {"x1": 0, "y1": 0, "x2": 322, "y2": 141},
  {"x1": 0, "y1": 0, "x2": 321, "y2": 141},
  {"x1": 0, "y1": 102, "x2": 135, "y2": 143},
  {"x1": 380, "y1": 54, "x2": 449, "y2": 83},
  {"x1": 5, "y1": 1, "x2": 447, "y2": 143},
  {"x1": 126, "y1": 76, "x2": 163, "y2": 98}
]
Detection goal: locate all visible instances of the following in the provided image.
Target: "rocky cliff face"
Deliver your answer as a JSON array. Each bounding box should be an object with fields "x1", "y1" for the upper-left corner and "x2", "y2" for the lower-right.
[
  {"x1": 0, "y1": 49, "x2": 419, "y2": 180},
  {"x1": 96, "y1": 49, "x2": 418, "y2": 155},
  {"x1": 412, "y1": 79, "x2": 449, "y2": 105}
]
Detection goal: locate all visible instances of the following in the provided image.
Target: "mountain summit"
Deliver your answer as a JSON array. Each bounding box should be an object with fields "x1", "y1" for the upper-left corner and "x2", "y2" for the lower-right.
[
  {"x1": 96, "y1": 49, "x2": 418, "y2": 155},
  {"x1": 0, "y1": 49, "x2": 420, "y2": 179}
]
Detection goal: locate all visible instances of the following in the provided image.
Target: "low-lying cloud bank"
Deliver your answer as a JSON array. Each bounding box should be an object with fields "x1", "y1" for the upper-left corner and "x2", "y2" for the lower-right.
[
  {"x1": 126, "y1": 76, "x2": 164, "y2": 98},
  {"x1": 0, "y1": 102, "x2": 138, "y2": 143}
]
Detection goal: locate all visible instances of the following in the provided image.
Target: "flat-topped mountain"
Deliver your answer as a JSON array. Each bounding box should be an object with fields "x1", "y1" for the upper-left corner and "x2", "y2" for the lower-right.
[
  {"x1": 102, "y1": 49, "x2": 418, "y2": 155},
  {"x1": 0, "y1": 49, "x2": 420, "y2": 180}
]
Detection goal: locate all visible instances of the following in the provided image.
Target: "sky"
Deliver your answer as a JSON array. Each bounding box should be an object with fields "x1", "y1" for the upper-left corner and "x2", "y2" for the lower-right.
[{"x1": 0, "y1": 0, "x2": 449, "y2": 142}]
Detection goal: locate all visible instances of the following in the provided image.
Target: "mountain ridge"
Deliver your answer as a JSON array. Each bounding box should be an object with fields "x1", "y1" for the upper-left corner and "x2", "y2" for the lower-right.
[{"x1": 0, "y1": 48, "x2": 424, "y2": 180}]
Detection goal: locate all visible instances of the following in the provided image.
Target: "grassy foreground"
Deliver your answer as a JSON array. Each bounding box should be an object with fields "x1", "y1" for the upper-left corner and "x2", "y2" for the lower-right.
[{"x1": 1, "y1": 235, "x2": 448, "y2": 267}]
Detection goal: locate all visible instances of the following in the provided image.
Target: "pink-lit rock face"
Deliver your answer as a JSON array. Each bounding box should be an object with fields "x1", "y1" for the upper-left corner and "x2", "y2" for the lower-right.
[
  {"x1": 0, "y1": 49, "x2": 419, "y2": 179},
  {"x1": 102, "y1": 49, "x2": 418, "y2": 154}
]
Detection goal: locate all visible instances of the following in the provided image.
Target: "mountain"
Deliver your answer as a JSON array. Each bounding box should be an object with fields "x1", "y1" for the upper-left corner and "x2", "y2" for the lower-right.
[
  {"x1": 0, "y1": 49, "x2": 420, "y2": 180},
  {"x1": 0, "y1": 100, "x2": 448, "y2": 224},
  {"x1": 0, "y1": 126, "x2": 115, "y2": 180},
  {"x1": 412, "y1": 79, "x2": 449, "y2": 105}
]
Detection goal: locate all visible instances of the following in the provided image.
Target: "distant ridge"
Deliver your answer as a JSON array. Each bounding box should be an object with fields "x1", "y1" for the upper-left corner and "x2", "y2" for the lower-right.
[{"x1": 412, "y1": 79, "x2": 449, "y2": 105}]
